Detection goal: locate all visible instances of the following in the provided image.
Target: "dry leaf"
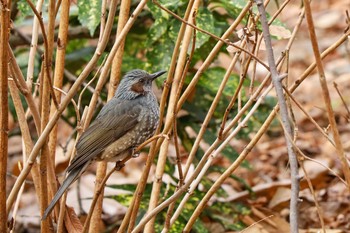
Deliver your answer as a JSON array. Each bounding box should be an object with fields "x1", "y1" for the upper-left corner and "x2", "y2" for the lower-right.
[
  {"x1": 269, "y1": 25, "x2": 291, "y2": 39},
  {"x1": 64, "y1": 206, "x2": 83, "y2": 233},
  {"x1": 268, "y1": 187, "x2": 291, "y2": 209},
  {"x1": 226, "y1": 42, "x2": 241, "y2": 54}
]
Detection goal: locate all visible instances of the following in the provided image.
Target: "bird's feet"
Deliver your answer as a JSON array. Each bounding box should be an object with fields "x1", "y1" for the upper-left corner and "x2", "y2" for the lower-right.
[
  {"x1": 115, "y1": 161, "x2": 125, "y2": 171},
  {"x1": 131, "y1": 147, "x2": 140, "y2": 158}
]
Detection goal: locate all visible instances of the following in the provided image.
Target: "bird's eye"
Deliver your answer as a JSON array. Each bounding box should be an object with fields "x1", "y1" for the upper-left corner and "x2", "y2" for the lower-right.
[{"x1": 139, "y1": 78, "x2": 145, "y2": 83}]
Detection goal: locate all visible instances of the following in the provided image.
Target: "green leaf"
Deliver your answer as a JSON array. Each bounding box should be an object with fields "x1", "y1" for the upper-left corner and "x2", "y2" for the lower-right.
[
  {"x1": 199, "y1": 67, "x2": 240, "y2": 97},
  {"x1": 146, "y1": 37, "x2": 174, "y2": 73},
  {"x1": 146, "y1": 16, "x2": 169, "y2": 46},
  {"x1": 16, "y1": 0, "x2": 34, "y2": 22},
  {"x1": 78, "y1": 0, "x2": 101, "y2": 36},
  {"x1": 195, "y1": 8, "x2": 216, "y2": 49},
  {"x1": 210, "y1": 0, "x2": 247, "y2": 19}
]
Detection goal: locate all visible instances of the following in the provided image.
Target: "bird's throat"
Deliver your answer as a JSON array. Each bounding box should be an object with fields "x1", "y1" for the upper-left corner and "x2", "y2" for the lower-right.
[{"x1": 131, "y1": 82, "x2": 146, "y2": 95}]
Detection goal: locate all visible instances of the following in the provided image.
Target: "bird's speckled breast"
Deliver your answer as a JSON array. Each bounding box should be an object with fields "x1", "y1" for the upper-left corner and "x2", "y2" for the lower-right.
[{"x1": 99, "y1": 93, "x2": 159, "y2": 161}]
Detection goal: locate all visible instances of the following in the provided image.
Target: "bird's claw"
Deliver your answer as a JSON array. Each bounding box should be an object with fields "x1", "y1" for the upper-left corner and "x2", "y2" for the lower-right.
[
  {"x1": 131, "y1": 147, "x2": 140, "y2": 158},
  {"x1": 115, "y1": 161, "x2": 125, "y2": 170}
]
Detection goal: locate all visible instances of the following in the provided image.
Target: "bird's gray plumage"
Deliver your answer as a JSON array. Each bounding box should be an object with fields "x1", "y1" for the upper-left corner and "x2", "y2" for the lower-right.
[{"x1": 42, "y1": 69, "x2": 166, "y2": 220}]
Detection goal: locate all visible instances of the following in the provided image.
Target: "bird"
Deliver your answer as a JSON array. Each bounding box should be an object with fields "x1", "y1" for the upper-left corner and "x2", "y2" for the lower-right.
[{"x1": 42, "y1": 69, "x2": 166, "y2": 220}]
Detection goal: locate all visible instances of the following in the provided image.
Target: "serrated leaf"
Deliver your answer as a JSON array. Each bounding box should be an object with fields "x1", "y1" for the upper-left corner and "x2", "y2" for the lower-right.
[
  {"x1": 78, "y1": 0, "x2": 101, "y2": 36},
  {"x1": 146, "y1": 38, "x2": 174, "y2": 73},
  {"x1": 146, "y1": 16, "x2": 169, "y2": 46},
  {"x1": 195, "y1": 8, "x2": 215, "y2": 49}
]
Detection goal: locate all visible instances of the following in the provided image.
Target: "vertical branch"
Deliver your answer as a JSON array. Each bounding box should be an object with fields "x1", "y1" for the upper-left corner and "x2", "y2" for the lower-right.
[
  {"x1": 89, "y1": 0, "x2": 131, "y2": 231},
  {"x1": 8, "y1": 79, "x2": 42, "y2": 230},
  {"x1": 8, "y1": 46, "x2": 41, "y2": 133},
  {"x1": 47, "y1": 0, "x2": 70, "y2": 221},
  {"x1": 25, "y1": 0, "x2": 58, "y2": 108},
  {"x1": 302, "y1": 0, "x2": 350, "y2": 188},
  {"x1": 254, "y1": 0, "x2": 299, "y2": 232},
  {"x1": 26, "y1": 0, "x2": 44, "y2": 88},
  {"x1": 109, "y1": 0, "x2": 131, "y2": 93},
  {"x1": 39, "y1": 0, "x2": 56, "y2": 230},
  {"x1": 99, "y1": 0, "x2": 107, "y2": 40},
  {"x1": 0, "y1": 0, "x2": 9, "y2": 232}
]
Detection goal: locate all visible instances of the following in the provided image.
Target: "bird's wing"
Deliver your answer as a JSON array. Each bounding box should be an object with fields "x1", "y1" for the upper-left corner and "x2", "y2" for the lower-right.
[{"x1": 67, "y1": 98, "x2": 141, "y2": 173}]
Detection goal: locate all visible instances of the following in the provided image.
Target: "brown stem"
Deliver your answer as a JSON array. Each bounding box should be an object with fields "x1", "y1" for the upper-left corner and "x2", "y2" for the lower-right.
[
  {"x1": 88, "y1": 1, "x2": 109, "y2": 231},
  {"x1": 39, "y1": 0, "x2": 56, "y2": 229},
  {"x1": 8, "y1": 79, "x2": 42, "y2": 206},
  {"x1": 25, "y1": 0, "x2": 59, "y2": 109},
  {"x1": 82, "y1": 158, "x2": 129, "y2": 233},
  {"x1": 0, "y1": 1, "x2": 10, "y2": 231},
  {"x1": 25, "y1": 0, "x2": 44, "y2": 89},
  {"x1": 46, "y1": 0, "x2": 70, "y2": 224},
  {"x1": 303, "y1": 0, "x2": 350, "y2": 190},
  {"x1": 109, "y1": 0, "x2": 131, "y2": 94},
  {"x1": 255, "y1": 1, "x2": 300, "y2": 232},
  {"x1": 8, "y1": 46, "x2": 41, "y2": 133}
]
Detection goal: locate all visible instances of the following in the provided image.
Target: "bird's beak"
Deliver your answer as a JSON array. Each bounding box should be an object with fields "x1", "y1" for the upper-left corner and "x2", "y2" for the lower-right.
[{"x1": 150, "y1": 70, "x2": 167, "y2": 80}]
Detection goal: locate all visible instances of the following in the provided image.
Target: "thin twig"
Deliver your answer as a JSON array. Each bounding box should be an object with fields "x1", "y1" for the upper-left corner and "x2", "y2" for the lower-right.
[
  {"x1": 77, "y1": 55, "x2": 107, "y2": 110},
  {"x1": 333, "y1": 82, "x2": 350, "y2": 119},
  {"x1": 82, "y1": 160, "x2": 129, "y2": 233},
  {"x1": 303, "y1": 0, "x2": 350, "y2": 189},
  {"x1": 275, "y1": 113, "x2": 326, "y2": 233},
  {"x1": 239, "y1": 215, "x2": 274, "y2": 233},
  {"x1": 8, "y1": 46, "x2": 41, "y2": 134},
  {"x1": 255, "y1": 1, "x2": 299, "y2": 232},
  {"x1": 218, "y1": 49, "x2": 250, "y2": 139},
  {"x1": 25, "y1": 0, "x2": 59, "y2": 109},
  {"x1": 283, "y1": 86, "x2": 335, "y2": 147},
  {"x1": 25, "y1": 0, "x2": 44, "y2": 88}
]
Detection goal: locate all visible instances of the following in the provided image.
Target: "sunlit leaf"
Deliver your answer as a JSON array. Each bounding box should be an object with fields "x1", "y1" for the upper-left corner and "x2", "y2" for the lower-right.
[
  {"x1": 195, "y1": 8, "x2": 215, "y2": 49},
  {"x1": 78, "y1": 0, "x2": 101, "y2": 36}
]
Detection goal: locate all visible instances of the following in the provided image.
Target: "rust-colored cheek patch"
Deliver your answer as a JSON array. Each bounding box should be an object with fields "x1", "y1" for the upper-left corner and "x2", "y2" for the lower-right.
[{"x1": 131, "y1": 82, "x2": 145, "y2": 95}]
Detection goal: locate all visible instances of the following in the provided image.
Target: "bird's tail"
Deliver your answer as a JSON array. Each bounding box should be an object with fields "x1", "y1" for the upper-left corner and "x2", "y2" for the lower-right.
[{"x1": 42, "y1": 166, "x2": 83, "y2": 220}]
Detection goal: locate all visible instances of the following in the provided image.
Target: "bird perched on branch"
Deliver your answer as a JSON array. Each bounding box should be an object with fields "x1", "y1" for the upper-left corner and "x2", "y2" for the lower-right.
[{"x1": 42, "y1": 69, "x2": 166, "y2": 220}]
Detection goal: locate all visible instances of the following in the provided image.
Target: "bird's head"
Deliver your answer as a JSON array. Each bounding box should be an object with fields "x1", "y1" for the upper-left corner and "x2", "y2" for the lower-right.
[{"x1": 116, "y1": 69, "x2": 166, "y2": 99}]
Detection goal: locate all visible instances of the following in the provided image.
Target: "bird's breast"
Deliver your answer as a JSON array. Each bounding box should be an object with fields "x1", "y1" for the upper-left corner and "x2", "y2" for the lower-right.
[{"x1": 99, "y1": 96, "x2": 159, "y2": 161}]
